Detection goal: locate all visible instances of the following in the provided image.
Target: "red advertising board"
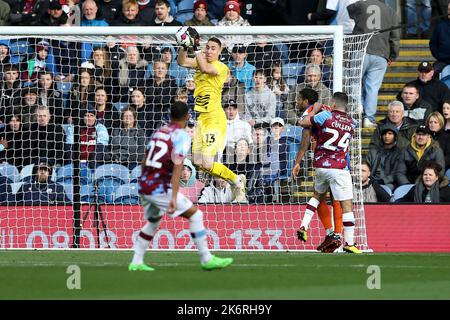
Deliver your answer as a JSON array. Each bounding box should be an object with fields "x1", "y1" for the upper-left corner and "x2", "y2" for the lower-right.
[{"x1": 1, "y1": 204, "x2": 449, "y2": 252}]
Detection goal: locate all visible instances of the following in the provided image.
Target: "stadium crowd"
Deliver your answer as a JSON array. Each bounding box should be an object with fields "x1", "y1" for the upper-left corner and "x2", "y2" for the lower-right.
[{"x1": 0, "y1": 0, "x2": 450, "y2": 205}]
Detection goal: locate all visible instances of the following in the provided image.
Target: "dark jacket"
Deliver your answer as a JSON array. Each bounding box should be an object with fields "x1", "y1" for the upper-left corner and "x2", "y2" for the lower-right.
[
  {"x1": 107, "y1": 126, "x2": 146, "y2": 164},
  {"x1": 396, "y1": 138, "x2": 446, "y2": 185},
  {"x1": 396, "y1": 94, "x2": 433, "y2": 123},
  {"x1": 246, "y1": 44, "x2": 282, "y2": 71},
  {"x1": 403, "y1": 78, "x2": 450, "y2": 113},
  {"x1": 0, "y1": 79, "x2": 22, "y2": 123},
  {"x1": 6, "y1": 0, "x2": 48, "y2": 26},
  {"x1": 111, "y1": 12, "x2": 146, "y2": 26},
  {"x1": 97, "y1": 0, "x2": 122, "y2": 25},
  {"x1": 429, "y1": 17, "x2": 450, "y2": 64},
  {"x1": 144, "y1": 77, "x2": 177, "y2": 118},
  {"x1": 370, "y1": 117, "x2": 418, "y2": 150},
  {"x1": 4, "y1": 122, "x2": 26, "y2": 170},
  {"x1": 348, "y1": 0, "x2": 400, "y2": 61},
  {"x1": 16, "y1": 179, "x2": 68, "y2": 205},
  {"x1": 438, "y1": 127, "x2": 450, "y2": 171},
  {"x1": 366, "y1": 144, "x2": 402, "y2": 187},
  {"x1": 39, "y1": 10, "x2": 68, "y2": 26},
  {"x1": 37, "y1": 87, "x2": 64, "y2": 125}
]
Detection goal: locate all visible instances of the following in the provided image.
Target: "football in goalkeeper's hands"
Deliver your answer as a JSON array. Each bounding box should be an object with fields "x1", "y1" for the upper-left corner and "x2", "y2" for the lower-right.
[{"x1": 175, "y1": 27, "x2": 193, "y2": 48}]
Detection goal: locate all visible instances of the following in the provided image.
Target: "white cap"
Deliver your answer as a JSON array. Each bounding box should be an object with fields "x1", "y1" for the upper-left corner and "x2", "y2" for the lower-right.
[{"x1": 270, "y1": 117, "x2": 285, "y2": 127}]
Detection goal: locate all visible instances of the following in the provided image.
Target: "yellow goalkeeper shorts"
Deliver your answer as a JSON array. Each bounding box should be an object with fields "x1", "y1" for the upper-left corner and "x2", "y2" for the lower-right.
[{"x1": 192, "y1": 109, "x2": 227, "y2": 158}]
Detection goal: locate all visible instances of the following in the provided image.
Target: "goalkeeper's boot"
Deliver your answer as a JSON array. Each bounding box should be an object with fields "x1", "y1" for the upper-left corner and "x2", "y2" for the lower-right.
[
  {"x1": 343, "y1": 242, "x2": 362, "y2": 254},
  {"x1": 297, "y1": 226, "x2": 308, "y2": 242},
  {"x1": 201, "y1": 255, "x2": 233, "y2": 271},
  {"x1": 232, "y1": 174, "x2": 248, "y2": 203},
  {"x1": 316, "y1": 233, "x2": 333, "y2": 251},
  {"x1": 128, "y1": 263, "x2": 155, "y2": 271},
  {"x1": 321, "y1": 233, "x2": 343, "y2": 253}
]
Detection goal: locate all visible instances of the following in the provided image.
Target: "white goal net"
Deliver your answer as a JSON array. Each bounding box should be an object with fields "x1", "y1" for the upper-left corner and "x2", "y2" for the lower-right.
[{"x1": 0, "y1": 26, "x2": 371, "y2": 251}]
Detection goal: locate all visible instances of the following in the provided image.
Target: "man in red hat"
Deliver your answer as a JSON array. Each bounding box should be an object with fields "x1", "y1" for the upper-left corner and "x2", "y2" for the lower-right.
[{"x1": 185, "y1": 0, "x2": 214, "y2": 26}]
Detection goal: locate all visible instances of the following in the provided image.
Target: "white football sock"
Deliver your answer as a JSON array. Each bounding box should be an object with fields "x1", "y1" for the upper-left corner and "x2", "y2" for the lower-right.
[
  {"x1": 131, "y1": 220, "x2": 160, "y2": 265},
  {"x1": 343, "y1": 212, "x2": 355, "y2": 245},
  {"x1": 189, "y1": 210, "x2": 212, "y2": 264},
  {"x1": 301, "y1": 197, "x2": 321, "y2": 230}
]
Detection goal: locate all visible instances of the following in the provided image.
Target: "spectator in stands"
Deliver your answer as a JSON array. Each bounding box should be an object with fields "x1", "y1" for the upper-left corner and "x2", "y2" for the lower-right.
[
  {"x1": 93, "y1": 87, "x2": 120, "y2": 134},
  {"x1": 14, "y1": 87, "x2": 39, "y2": 129},
  {"x1": 0, "y1": 0, "x2": 10, "y2": 26},
  {"x1": 136, "y1": 0, "x2": 155, "y2": 24},
  {"x1": 23, "y1": 105, "x2": 65, "y2": 167},
  {"x1": 40, "y1": 0, "x2": 69, "y2": 26},
  {"x1": 97, "y1": 0, "x2": 122, "y2": 25},
  {"x1": 63, "y1": 0, "x2": 81, "y2": 26},
  {"x1": 222, "y1": 68, "x2": 245, "y2": 115},
  {"x1": 396, "y1": 124, "x2": 446, "y2": 186},
  {"x1": 37, "y1": 70, "x2": 64, "y2": 125},
  {"x1": 224, "y1": 99, "x2": 253, "y2": 150},
  {"x1": 348, "y1": 0, "x2": 400, "y2": 128},
  {"x1": 250, "y1": 122, "x2": 268, "y2": 165},
  {"x1": 184, "y1": 73, "x2": 196, "y2": 114},
  {"x1": 198, "y1": 177, "x2": 236, "y2": 203},
  {"x1": 366, "y1": 123, "x2": 402, "y2": 191},
  {"x1": 229, "y1": 44, "x2": 255, "y2": 92},
  {"x1": 0, "y1": 64, "x2": 22, "y2": 124},
  {"x1": 246, "y1": 35, "x2": 282, "y2": 71},
  {"x1": 397, "y1": 160, "x2": 450, "y2": 203},
  {"x1": 114, "y1": 46, "x2": 148, "y2": 102},
  {"x1": 405, "y1": 0, "x2": 432, "y2": 39},
  {"x1": 217, "y1": 1, "x2": 249, "y2": 26},
  {"x1": 49, "y1": 38, "x2": 78, "y2": 83},
  {"x1": 0, "y1": 41, "x2": 10, "y2": 81},
  {"x1": 16, "y1": 157, "x2": 68, "y2": 205},
  {"x1": 144, "y1": 60, "x2": 176, "y2": 123},
  {"x1": 91, "y1": 46, "x2": 114, "y2": 95},
  {"x1": 106, "y1": 106, "x2": 146, "y2": 169},
  {"x1": 440, "y1": 101, "x2": 450, "y2": 170},
  {"x1": 292, "y1": 63, "x2": 331, "y2": 107},
  {"x1": 129, "y1": 86, "x2": 162, "y2": 137},
  {"x1": 21, "y1": 40, "x2": 57, "y2": 86},
  {"x1": 267, "y1": 61, "x2": 289, "y2": 118},
  {"x1": 360, "y1": 160, "x2": 392, "y2": 203},
  {"x1": 402, "y1": 61, "x2": 450, "y2": 114},
  {"x1": 297, "y1": 48, "x2": 332, "y2": 89},
  {"x1": 307, "y1": 0, "x2": 358, "y2": 35},
  {"x1": 7, "y1": 0, "x2": 48, "y2": 26},
  {"x1": 112, "y1": 0, "x2": 145, "y2": 26},
  {"x1": 77, "y1": 105, "x2": 109, "y2": 167},
  {"x1": 259, "y1": 117, "x2": 292, "y2": 203},
  {"x1": 67, "y1": 67, "x2": 97, "y2": 125},
  {"x1": 397, "y1": 83, "x2": 433, "y2": 122},
  {"x1": 151, "y1": 0, "x2": 182, "y2": 26},
  {"x1": 159, "y1": 45, "x2": 189, "y2": 87},
  {"x1": 426, "y1": 111, "x2": 445, "y2": 141},
  {"x1": 4, "y1": 115, "x2": 26, "y2": 170},
  {"x1": 243, "y1": 69, "x2": 277, "y2": 127},
  {"x1": 180, "y1": 158, "x2": 204, "y2": 203},
  {"x1": 429, "y1": 1, "x2": 450, "y2": 76},
  {"x1": 185, "y1": 0, "x2": 214, "y2": 26},
  {"x1": 227, "y1": 136, "x2": 261, "y2": 203},
  {"x1": 369, "y1": 101, "x2": 418, "y2": 150},
  {"x1": 81, "y1": 0, "x2": 108, "y2": 26}
]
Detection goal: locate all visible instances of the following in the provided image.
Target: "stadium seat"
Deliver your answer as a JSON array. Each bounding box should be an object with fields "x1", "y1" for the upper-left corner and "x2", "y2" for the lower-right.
[
  {"x1": 113, "y1": 183, "x2": 140, "y2": 205},
  {"x1": 56, "y1": 163, "x2": 92, "y2": 185},
  {"x1": 445, "y1": 169, "x2": 450, "y2": 181},
  {"x1": 113, "y1": 102, "x2": 128, "y2": 112},
  {"x1": 10, "y1": 181, "x2": 24, "y2": 195},
  {"x1": 0, "y1": 163, "x2": 20, "y2": 183},
  {"x1": 8, "y1": 38, "x2": 30, "y2": 64},
  {"x1": 20, "y1": 164, "x2": 35, "y2": 182},
  {"x1": 174, "y1": 0, "x2": 194, "y2": 24},
  {"x1": 62, "y1": 182, "x2": 97, "y2": 203},
  {"x1": 380, "y1": 184, "x2": 394, "y2": 202},
  {"x1": 94, "y1": 164, "x2": 130, "y2": 203},
  {"x1": 282, "y1": 61, "x2": 305, "y2": 87},
  {"x1": 130, "y1": 165, "x2": 142, "y2": 183},
  {"x1": 393, "y1": 184, "x2": 415, "y2": 202}
]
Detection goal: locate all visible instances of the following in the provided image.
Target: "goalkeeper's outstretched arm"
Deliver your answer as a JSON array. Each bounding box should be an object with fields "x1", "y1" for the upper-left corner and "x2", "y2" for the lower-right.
[{"x1": 177, "y1": 47, "x2": 196, "y2": 68}]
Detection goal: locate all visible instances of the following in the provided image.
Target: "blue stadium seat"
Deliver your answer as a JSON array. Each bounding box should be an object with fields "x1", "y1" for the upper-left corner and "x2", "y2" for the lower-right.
[
  {"x1": 282, "y1": 62, "x2": 305, "y2": 87},
  {"x1": 393, "y1": 184, "x2": 415, "y2": 201},
  {"x1": 94, "y1": 164, "x2": 130, "y2": 203},
  {"x1": 62, "y1": 182, "x2": 96, "y2": 203},
  {"x1": 20, "y1": 164, "x2": 35, "y2": 182},
  {"x1": 380, "y1": 184, "x2": 393, "y2": 202},
  {"x1": 174, "y1": 0, "x2": 194, "y2": 24},
  {"x1": 10, "y1": 181, "x2": 24, "y2": 195},
  {"x1": 0, "y1": 163, "x2": 20, "y2": 183},
  {"x1": 113, "y1": 102, "x2": 128, "y2": 112},
  {"x1": 56, "y1": 163, "x2": 93, "y2": 185},
  {"x1": 130, "y1": 165, "x2": 142, "y2": 183},
  {"x1": 113, "y1": 183, "x2": 140, "y2": 205},
  {"x1": 445, "y1": 169, "x2": 450, "y2": 181},
  {"x1": 8, "y1": 39, "x2": 31, "y2": 64}
]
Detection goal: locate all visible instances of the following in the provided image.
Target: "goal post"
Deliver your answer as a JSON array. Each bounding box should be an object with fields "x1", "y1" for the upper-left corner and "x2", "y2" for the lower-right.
[{"x1": 0, "y1": 26, "x2": 372, "y2": 251}]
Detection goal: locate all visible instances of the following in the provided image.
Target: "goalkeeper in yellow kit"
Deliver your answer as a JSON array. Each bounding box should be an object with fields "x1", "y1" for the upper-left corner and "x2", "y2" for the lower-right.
[{"x1": 177, "y1": 27, "x2": 247, "y2": 202}]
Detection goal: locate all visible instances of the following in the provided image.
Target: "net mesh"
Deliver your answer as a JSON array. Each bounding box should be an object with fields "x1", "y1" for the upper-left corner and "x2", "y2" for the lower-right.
[{"x1": 0, "y1": 30, "x2": 372, "y2": 250}]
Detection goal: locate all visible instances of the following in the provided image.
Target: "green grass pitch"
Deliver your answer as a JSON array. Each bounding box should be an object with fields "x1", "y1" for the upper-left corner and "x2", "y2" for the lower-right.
[{"x1": 1, "y1": 251, "x2": 450, "y2": 300}]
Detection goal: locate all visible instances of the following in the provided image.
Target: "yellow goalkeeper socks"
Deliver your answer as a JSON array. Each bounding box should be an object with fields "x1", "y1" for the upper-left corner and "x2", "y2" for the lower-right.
[{"x1": 207, "y1": 162, "x2": 238, "y2": 186}]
